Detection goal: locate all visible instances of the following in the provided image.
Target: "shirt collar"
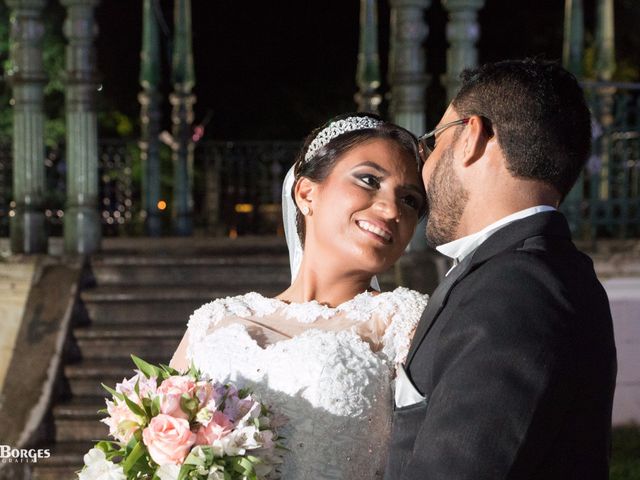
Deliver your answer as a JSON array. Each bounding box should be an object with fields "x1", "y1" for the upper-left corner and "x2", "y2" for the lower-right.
[{"x1": 436, "y1": 205, "x2": 557, "y2": 265}]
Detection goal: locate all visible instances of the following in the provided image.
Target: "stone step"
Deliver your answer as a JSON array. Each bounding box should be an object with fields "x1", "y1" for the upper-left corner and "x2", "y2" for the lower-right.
[
  {"x1": 76, "y1": 336, "x2": 180, "y2": 361},
  {"x1": 91, "y1": 257, "x2": 291, "y2": 286},
  {"x1": 35, "y1": 441, "x2": 92, "y2": 467},
  {"x1": 31, "y1": 465, "x2": 81, "y2": 480},
  {"x1": 81, "y1": 285, "x2": 284, "y2": 325},
  {"x1": 55, "y1": 417, "x2": 110, "y2": 443},
  {"x1": 52, "y1": 401, "x2": 110, "y2": 450},
  {"x1": 94, "y1": 236, "x2": 288, "y2": 257},
  {"x1": 53, "y1": 398, "x2": 106, "y2": 421},
  {"x1": 65, "y1": 360, "x2": 145, "y2": 398},
  {"x1": 73, "y1": 323, "x2": 185, "y2": 340}
]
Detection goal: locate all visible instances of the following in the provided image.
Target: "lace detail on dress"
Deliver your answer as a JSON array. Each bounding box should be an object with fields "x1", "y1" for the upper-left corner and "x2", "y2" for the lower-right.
[
  {"x1": 380, "y1": 288, "x2": 429, "y2": 366},
  {"x1": 283, "y1": 300, "x2": 336, "y2": 323},
  {"x1": 184, "y1": 287, "x2": 428, "y2": 479}
]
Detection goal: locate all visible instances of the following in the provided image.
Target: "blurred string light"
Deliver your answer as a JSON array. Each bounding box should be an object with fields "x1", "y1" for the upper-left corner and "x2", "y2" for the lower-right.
[{"x1": 235, "y1": 203, "x2": 254, "y2": 213}]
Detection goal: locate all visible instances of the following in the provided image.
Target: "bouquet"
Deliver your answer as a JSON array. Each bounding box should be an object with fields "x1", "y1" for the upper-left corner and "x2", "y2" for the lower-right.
[{"x1": 77, "y1": 355, "x2": 286, "y2": 480}]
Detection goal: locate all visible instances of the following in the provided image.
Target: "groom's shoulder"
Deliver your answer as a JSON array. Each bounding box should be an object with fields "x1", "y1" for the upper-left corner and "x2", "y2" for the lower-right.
[
  {"x1": 475, "y1": 232, "x2": 597, "y2": 288},
  {"x1": 461, "y1": 232, "x2": 608, "y2": 320}
]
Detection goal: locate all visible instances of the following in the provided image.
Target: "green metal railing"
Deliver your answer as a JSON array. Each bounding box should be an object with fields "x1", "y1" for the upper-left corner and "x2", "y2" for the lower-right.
[
  {"x1": 562, "y1": 81, "x2": 640, "y2": 240},
  {"x1": 1, "y1": 87, "x2": 638, "y2": 239}
]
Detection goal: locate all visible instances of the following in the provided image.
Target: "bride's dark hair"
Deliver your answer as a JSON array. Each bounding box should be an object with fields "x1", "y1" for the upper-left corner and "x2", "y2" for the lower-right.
[{"x1": 291, "y1": 112, "x2": 425, "y2": 244}]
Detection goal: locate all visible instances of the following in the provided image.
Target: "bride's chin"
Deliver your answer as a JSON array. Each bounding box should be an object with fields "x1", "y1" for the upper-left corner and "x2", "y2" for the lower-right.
[{"x1": 347, "y1": 250, "x2": 390, "y2": 274}]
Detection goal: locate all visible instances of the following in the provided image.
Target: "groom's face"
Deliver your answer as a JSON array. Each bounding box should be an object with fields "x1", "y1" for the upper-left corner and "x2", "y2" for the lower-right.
[{"x1": 422, "y1": 107, "x2": 470, "y2": 247}]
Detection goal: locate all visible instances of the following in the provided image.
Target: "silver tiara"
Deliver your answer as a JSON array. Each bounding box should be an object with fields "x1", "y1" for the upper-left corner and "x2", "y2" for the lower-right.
[{"x1": 304, "y1": 116, "x2": 384, "y2": 162}]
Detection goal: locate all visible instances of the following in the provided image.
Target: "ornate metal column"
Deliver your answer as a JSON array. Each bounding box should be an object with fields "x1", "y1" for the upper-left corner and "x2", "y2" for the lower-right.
[
  {"x1": 62, "y1": 0, "x2": 101, "y2": 254},
  {"x1": 355, "y1": 0, "x2": 382, "y2": 114},
  {"x1": 441, "y1": 0, "x2": 485, "y2": 102},
  {"x1": 388, "y1": 0, "x2": 430, "y2": 135},
  {"x1": 7, "y1": 0, "x2": 48, "y2": 254},
  {"x1": 139, "y1": 0, "x2": 163, "y2": 236},
  {"x1": 595, "y1": 0, "x2": 616, "y2": 200},
  {"x1": 388, "y1": 0, "x2": 430, "y2": 251},
  {"x1": 561, "y1": 0, "x2": 585, "y2": 233},
  {"x1": 595, "y1": 0, "x2": 615, "y2": 81},
  {"x1": 562, "y1": 0, "x2": 584, "y2": 77},
  {"x1": 170, "y1": 0, "x2": 196, "y2": 236}
]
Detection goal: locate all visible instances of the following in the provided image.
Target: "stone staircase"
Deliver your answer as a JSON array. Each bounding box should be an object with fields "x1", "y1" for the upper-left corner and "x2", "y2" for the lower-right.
[{"x1": 30, "y1": 239, "x2": 290, "y2": 479}]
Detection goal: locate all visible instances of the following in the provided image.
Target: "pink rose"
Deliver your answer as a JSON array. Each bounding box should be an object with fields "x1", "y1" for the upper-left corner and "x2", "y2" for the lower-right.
[
  {"x1": 101, "y1": 399, "x2": 141, "y2": 443},
  {"x1": 195, "y1": 411, "x2": 233, "y2": 446},
  {"x1": 158, "y1": 376, "x2": 197, "y2": 420},
  {"x1": 142, "y1": 414, "x2": 196, "y2": 465}
]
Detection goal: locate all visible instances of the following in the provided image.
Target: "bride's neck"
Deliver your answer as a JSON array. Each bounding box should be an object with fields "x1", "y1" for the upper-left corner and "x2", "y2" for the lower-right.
[{"x1": 277, "y1": 259, "x2": 373, "y2": 308}]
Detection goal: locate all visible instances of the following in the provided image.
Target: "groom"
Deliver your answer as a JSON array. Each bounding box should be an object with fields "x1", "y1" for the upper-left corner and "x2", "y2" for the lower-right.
[{"x1": 385, "y1": 59, "x2": 617, "y2": 479}]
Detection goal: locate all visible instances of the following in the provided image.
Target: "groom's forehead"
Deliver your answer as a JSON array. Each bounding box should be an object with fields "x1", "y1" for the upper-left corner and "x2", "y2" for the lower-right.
[{"x1": 436, "y1": 104, "x2": 459, "y2": 127}]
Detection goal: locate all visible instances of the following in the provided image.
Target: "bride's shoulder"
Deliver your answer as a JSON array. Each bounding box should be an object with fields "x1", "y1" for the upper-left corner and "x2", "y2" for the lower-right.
[
  {"x1": 374, "y1": 286, "x2": 428, "y2": 318},
  {"x1": 187, "y1": 292, "x2": 278, "y2": 337},
  {"x1": 373, "y1": 287, "x2": 428, "y2": 365}
]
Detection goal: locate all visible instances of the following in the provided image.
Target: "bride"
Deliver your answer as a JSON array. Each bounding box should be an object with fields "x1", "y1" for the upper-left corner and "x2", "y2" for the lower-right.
[{"x1": 170, "y1": 113, "x2": 429, "y2": 479}]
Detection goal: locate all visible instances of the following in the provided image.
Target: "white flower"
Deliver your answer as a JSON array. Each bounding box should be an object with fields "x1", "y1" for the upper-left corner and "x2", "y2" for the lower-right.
[
  {"x1": 207, "y1": 464, "x2": 225, "y2": 480},
  {"x1": 237, "y1": 425, "x2": 262, "y2": 450},
  {"x1": 78, "y1": 448, "x2": 125, "y2": 480},
  {"x1": 220, "y1": 432, "x2": 246, "y2": 457},
  {"x1": 195, "y1": 406, "x2": 214, "y2": 425},
  {"x1": 209, "y1": 438, "x2": 226, "y2": 458},
  {"x1": 156, "y1": 463, "x2": 181, "y2": 480}
]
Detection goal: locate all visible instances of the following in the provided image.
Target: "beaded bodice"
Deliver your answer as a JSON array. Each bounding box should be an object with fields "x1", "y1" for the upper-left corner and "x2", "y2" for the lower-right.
[{"x1": 185, "y1": 287, "x2": 428, "y2": 479}]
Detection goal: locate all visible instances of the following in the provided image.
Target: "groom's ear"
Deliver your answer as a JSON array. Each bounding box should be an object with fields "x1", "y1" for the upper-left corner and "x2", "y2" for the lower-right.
[
  {"x1": 294, "y1": 176, "x2": 316, "y2": 209},
  {"x1": 460, "y1": 115, "x2": 490, "y2": 167}
]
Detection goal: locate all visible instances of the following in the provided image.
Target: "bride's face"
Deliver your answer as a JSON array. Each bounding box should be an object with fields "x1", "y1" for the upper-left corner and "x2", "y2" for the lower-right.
[{"x1": 299, "y1": 138, "x2": 424, "y2": 275}]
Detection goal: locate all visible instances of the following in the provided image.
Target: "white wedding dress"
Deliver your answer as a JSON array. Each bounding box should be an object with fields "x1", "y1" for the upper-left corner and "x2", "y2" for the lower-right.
[{"x1": 184, "y1": 286, "x2": 428, "y2": 479}]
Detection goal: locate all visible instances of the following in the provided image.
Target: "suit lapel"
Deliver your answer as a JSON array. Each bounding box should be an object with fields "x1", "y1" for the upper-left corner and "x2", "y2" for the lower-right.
[
  {"x1": 405, "y1": 253, "x2": 474, "y2": 366},
  {"x1": 404, "y1": 211, "x2": 572, "y2": 368}
]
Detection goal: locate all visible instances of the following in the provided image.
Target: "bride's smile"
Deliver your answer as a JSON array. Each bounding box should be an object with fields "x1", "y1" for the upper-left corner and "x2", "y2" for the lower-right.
[{"x1": 355, "y1": 218, "x2": 393, "y2": 244}]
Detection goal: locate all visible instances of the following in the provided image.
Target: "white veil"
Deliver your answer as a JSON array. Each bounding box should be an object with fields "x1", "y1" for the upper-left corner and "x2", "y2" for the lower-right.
[{"x1": 282, "y1": 165, "x2": 380, "y2": 291}]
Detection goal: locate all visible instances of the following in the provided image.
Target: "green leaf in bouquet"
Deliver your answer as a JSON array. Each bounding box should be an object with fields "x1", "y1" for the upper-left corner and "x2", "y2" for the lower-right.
[
  {"x1": 97, "y1": 408, "x2": 108, "y2": 414},
  {"x1": 151, "y1": 396, "x2": 161, "y2": 417},
  {"x1": 131, "y1": 354, "x2": 162, "y2": 379},
  {"x1": 180, "y1": 393, "x2": 199, "y2": 416},
  {"x1": 238, "y1": 387, "x2": 251, "y2": 399},
  {"x1": 102, "y1": 383, "x2": 125, "y2": 402},
  {"x1": 188, "y1": 361, "x2": 200, "y2": 379},
  {"x1": 133, "y1": 427, "x2": 144, "y2": 445},
  {"x1": 141, "y1": 396, "x2": 155, "y2": 418},
  {"x1": 232, "y1": 456, "x2": 257, "y2": 476},
  {"x1": 124, "y1": 393, "x2": 148, "y2": 420},
  {"x1": 159, "y1": 363, "x2": 181, "y2": 377},
  {"x1": 95, "y1": 440, "x2": 116, "y2": 454},
  {"x1": 121, "y1": 439, "x2": 145, "y2": 474},
  {"x1": 177, "y1": 462, "x2": 197, "y2": 480}
]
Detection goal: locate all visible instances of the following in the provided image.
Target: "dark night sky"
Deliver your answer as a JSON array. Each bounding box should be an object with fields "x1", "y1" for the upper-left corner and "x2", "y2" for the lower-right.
[{"x1": 93, "y1": 0, "x2": 639, "y2": 141}]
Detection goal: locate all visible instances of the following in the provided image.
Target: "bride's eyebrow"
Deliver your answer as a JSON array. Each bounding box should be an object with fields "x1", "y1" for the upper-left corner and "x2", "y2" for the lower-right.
[{"x1": 352, "y1": 161, "x2": 389, "y2": 175}]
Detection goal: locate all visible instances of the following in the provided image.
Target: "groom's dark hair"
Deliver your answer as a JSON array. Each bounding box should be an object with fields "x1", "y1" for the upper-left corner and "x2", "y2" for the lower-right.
[{"x1": 452, "y1": 58, "x2": 592, "y2": 199}]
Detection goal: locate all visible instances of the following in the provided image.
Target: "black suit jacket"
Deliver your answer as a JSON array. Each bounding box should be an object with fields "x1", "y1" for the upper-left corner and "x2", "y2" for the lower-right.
[{"x1": 385, "y1": 211, "x2": 617, "y2": 480}]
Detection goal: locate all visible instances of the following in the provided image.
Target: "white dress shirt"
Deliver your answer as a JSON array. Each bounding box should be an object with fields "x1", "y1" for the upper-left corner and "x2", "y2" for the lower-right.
[{"x1": 437, "y1": 205, "x2": 557, "y2": 275}]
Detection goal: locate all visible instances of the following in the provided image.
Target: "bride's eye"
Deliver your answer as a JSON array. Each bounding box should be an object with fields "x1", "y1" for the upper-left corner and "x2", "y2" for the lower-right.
[
  {"x1": 357, "y1": 174, "x2": 381, "y2": 189},
  {"x1": 401, "y1": 194, "x2": 421, "y2": 211}
]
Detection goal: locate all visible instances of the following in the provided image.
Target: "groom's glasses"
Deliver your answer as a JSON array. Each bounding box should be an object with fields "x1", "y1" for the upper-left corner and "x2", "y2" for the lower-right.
[{"x1": 418, "y1": 118, "x2": 470, "y2": 161}]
